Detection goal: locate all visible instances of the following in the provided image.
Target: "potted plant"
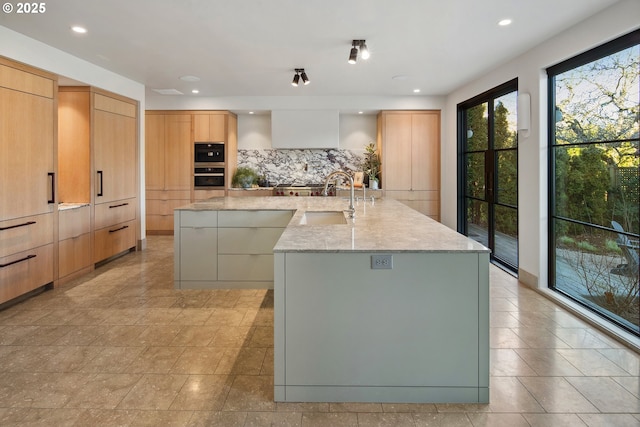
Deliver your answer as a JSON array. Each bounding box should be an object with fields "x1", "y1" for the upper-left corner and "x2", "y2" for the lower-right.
[
  {"x1": 232, "y1": 166, "x2": 260, "y2": 188},
  {"x1": 362, "y1": 142, "x2": 380, "y2": 189}
]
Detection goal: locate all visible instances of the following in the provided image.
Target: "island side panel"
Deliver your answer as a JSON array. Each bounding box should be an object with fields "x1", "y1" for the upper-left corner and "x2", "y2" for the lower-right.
[
  {"x1": 277, "y1": 251, "x2": 488, "y2": 403},
  {"x1": 478, "y1": 252, "x2": 490, "y2": 403}
]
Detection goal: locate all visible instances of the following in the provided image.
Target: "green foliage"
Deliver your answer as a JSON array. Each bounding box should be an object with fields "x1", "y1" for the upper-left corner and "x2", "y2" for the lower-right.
[
  {"x1": 576, "y1": 241, "x2": 597, "y2": 252},
  {"x1": 362, "y1": 142, "x2": 380, "y2": 181},
  {"x1": 605, "y1": 239, "x2": 622, "y2": 253},
  {"x1": 232, "y1": 166, "x2": 259, "y2": 188}
]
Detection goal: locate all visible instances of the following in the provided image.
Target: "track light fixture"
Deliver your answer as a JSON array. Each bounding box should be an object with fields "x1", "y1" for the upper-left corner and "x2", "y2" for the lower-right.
[
  {"x1": 292, "y1": 68, "x2": 310, "y2": 87},
  {"x1": 348, "y1": 40, "x2": 369, "y2": 64}
]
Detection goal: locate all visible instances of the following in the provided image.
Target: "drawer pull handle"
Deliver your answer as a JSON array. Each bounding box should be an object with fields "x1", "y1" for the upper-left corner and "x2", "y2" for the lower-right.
[
  {"x1": 109, "y1": 202, "x2": 129, "y2": 209},
  {"x1": 97, "y1": 171, "x2": 103, "y2": 197},
  {"x1": 0, "y1": 221, "x2": 36, "y2": 231},
  {"x1": 109, "y1": 225, "x2": 129, "y2": 233},
  {"x1": 0, "y1": 254, "x2": 36, "y2": 268},
  {"x1": 48, "y1": 172, "x2": 55, "y2": 204}
]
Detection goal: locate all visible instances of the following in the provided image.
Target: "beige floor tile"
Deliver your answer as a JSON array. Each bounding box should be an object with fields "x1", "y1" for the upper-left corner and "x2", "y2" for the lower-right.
[
  {"x1": 74, "y1": 408, "x2": 139, "y2": 426},
  {"x1": 490, "y1": 298, "x2": 519, "y2": 312},
  {"x1": 557, "y1": 349, "x2": 631, "y2": 376},
  {"x1": 487, "y1": 377, "x2": 544, "y2": 413},
  {"x1": 210, "y1": 325, "x2": 255, "y2": 347},
  {"x1": 215, "y1": 347, "x2": 267, "y2": 375},
  {"x1": 0, "y1": 407, "x2": 29, "y2": 425},
  {"x1": 329, "y1": 402, "x2": 383, "y2": 412},
  {"x1": 512, "y1": 326, "x2": 572, "y2": 348},
  {"x1": 117, "y1": 373, "x2": 188, "y2": 410},
  {"x1": 52, "y1": 325, "x2": 110, "y2": 346},
  {"x1": 171, "y1": 346, "x2": 226, "y2": 374},
  {"x1": 566, "y1": 377, "x2": 640, "y2": 413},
  {"x1": 79, "y1": 346, "x2": 145, "y2": 374},
  {"x1": 18, "y1": 408, "x2": 86, "y2": 426},
  {"x1": 124, "y1": 346, "x2": 185, "y2": 374},
  {"x1": 135, "y1": 308, "x2": 182, "y2": 325},
  {"x1": 514, "y1": 348, "x2": 585, "y2": 376},
  {"x1": 490, "y1": 349, "x2": 537, "y2": 376},
  {"x1": 206, "y1": 308, "x2": 250, "y2": 326},
  {"x1": 169, "y1": 325, "x2": 218, "y2": 346},
  {"x1": 490, "y1": 327, "x2": 529, "y2": 349},
  {"x1": 357, "y1": 412, "x2": 415, "y2": 426},
  {"x1": 223, "y1": 375, "x2": 276, "y2": 412},
  {"x1": 300, "y1": 412, "x2": 359, "y2": 427},
  {"x1": 244, "y1": 411, "x2": 303, "y2": 426},
  {"x1": 523, "y1": 413, "x2": 591, "y2": 427},
  {"x1": 577, "y1": 413, "x2": 640, "y2": 427},
  {"x1": 490, "y1": 311, "x2": 522, "y2": 328},
  {"x1": 101, "y1": 308, "x2": 147, "y2": 325},
  {"x1": 136, "y1": 324, "x2": 182, "y2": 346},
  {"x1": 36, "y1": 345, "x2": 103, "y2": 372},
  {"x1": 275, "y1": 402, "x2": 330, "y2": 412},
  {"x1": 249, "y1": 325, "x2": 275, "y2": 347},
  {"x1": 129, "y1": 409, "x2": 194, "y2": 426},
  {"x1": 188, "y1": 410, "x2": 248, "y2": 427},
  {"x1": 465, "y1": 412, "x2": 529, "y2": 427},
  {"x1": 65, "y1": 373, "x2": 142, "y2": 409},
  {"x1": 99, "y1": 324, "x2": 147, "y2": 346},
  {"x1": 380, "y1": 403, "x2": 437, "y2": 413},
  {"x1": 552, "y1": 328, "x2": 618, "y2": 349},
  {"x1": 171, "y1": 308, "x2": 215, "y2": 325},
  {"x1": 412, "y1": 412, "x2": 473, "y2": 426},
  {"x1": 612, "y1": 376, "x2": 640, "y2": 399},
  {"x1": 261, "y1": 347, "x2": 274, "y2": 375},
  {"x1": 518, "y1": 376, "x2": 598, "y2": 413},
  {"x1": 169, "y1": 374, "x2": 234, "y2": 411},
  {"x1": 597, "y1": 348, "x2": 640, "y2": 375}
]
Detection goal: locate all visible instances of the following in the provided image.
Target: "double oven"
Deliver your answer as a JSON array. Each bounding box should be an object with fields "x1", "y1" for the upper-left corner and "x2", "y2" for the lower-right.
[{"x1": 194, "y1": 143, "x2": 225, "y2": 188}]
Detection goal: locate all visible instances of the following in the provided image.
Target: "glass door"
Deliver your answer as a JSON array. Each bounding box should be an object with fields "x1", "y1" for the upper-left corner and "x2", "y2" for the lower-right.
[{"x1": 459, "y1": 81, "x2": 519, "y2": 272}]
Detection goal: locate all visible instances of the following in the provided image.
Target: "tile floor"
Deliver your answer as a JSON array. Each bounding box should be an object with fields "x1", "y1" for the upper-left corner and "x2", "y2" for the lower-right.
[{"x1": 0, "y1": 235, "x2": 639, "y2": 426}]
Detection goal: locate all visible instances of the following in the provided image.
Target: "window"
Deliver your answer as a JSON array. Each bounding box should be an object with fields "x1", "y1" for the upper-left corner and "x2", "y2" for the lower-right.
[{"x1": 548, "y1": 30, "x2": 640, "y2": 335}]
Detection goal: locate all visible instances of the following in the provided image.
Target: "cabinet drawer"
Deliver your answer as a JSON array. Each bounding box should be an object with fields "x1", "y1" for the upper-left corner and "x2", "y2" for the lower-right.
[
  {"x1": 58, "y1": 233, "x2": 91, "y2": 278},
  {"x1": 93, "y1": 219, "x2": 136, "y2": 263},
  {"x1": 146, "y1": 199, "x2": 190, "y2": 216},
  {"x1": 59, "y1": 206, "x2": 91, "y2": 240},
  {"x1": 179, "y1": 227, "x2": 217, "y2": 281},
  {"x1": 194, "y1": 189, "x2": 225, "y2": 201},
  {"x1": 0, "y1": 243, "x2": 53, "y2": 304},
  {"x1": 385, "y1": 190, "x2": 439, "y2": 201},
  {"x1": 218, "y1": 210, "x2": 293, "y2": 228},
  {"x1": 94, "y1": 199, "x2": 136, "y2": 229},
  {"x1": 179, "y1": 210, "x2": 217, "y2": 228},
  {"x1": 0, "y1": 213, "x2": 54, "y2": 258},
  {"x1": 146, "y1": 190, "x2": 191, "y2": 201},
  {"x1": 218, "y1": 254, "x2": 273, "y2": 281},
  {"x1": 146, "y1": 214, "x2": 175, "y2": 232},
  {"x1": 218, "y1": 228, "x2": 284, "y2": 254}
]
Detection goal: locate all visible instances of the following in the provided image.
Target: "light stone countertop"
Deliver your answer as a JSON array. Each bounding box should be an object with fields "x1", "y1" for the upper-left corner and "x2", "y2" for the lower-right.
[
  {"x1": 58, "y1": 202, "x2": 90, "y2": 211},
  {"x1": 176, "y1": 196, "x2": 489, "y2": 254}
]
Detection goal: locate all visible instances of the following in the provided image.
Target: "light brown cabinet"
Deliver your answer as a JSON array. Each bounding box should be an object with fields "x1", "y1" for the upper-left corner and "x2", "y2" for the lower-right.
[
  {"x1": 92, "y1": 92, "x2": 138, "y2": 263},
  {"x1": 0, "y1": 58, "x2": 56, "y2": 304},
  {"x1": 145, "y1": 113, "x2": 191, "y2": 233},
  {"x1": 193, "y1": 113, "x2": 226, "y2": 142},
  {"x1": 378, "y1": 110, "x2": 441, "y2": 221},
  {"x1": 58, "y1": 205, "x2": 91, "y2": 281}
]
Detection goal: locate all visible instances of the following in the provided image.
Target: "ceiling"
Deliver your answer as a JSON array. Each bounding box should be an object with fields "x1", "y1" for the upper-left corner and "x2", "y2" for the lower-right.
[{"x1": 0, "y1": 0, "x2": 620, "y2": 98}]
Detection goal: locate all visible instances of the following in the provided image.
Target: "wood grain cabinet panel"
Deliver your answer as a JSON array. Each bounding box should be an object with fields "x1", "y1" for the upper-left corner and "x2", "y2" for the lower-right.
[{"x1": 379, "y1": 110, "x2": 441, "y2": 221}]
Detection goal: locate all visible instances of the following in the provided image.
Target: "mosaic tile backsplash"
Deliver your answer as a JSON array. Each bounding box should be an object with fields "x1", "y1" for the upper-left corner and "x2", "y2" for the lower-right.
[{"x1": 237, "y1": 149, "x2": 364, "y2": 185}]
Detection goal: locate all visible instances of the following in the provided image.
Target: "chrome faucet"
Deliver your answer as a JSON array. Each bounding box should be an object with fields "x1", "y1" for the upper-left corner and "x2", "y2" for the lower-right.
[{"x1": 322, "y1": 171, "x2": 355, "y2": 218}]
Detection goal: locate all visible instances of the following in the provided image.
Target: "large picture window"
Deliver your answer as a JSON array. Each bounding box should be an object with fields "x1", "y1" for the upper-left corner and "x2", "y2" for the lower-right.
[{"x1": 548, "y1": 30, "x2": 640, "y2": 335}]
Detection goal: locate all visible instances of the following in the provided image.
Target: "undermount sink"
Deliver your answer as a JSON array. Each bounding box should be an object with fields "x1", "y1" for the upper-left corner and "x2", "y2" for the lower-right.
[{"x1": 299, "y1": 211, "x2": 348, "y2": 225}]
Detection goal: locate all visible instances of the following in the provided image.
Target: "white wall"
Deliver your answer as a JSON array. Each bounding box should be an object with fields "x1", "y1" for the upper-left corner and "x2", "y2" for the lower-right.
[{"x1": 442, "y1": 0, "x2": 640, "y2": 287}]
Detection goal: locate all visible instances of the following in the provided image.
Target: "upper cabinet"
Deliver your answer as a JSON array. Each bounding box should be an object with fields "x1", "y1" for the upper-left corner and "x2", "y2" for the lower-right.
[
  {"x1": 193, "y1": 112, "x2": 226, "y2": 142},
  {"x1": 146, "y1": 113, "x2": 191, "y2": 191},
  {"x1": 94, "y1": 93, "x2": 137, "y2": 204},
  {"x1": 379, "y1": 110, "x2": 441, "y2": 221},
  {"x1": 0, "y1": 60, "x2": 56, "y2": 221}
]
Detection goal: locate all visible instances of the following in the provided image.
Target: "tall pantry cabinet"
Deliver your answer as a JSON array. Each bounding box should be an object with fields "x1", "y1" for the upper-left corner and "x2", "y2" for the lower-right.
[
  {"x1": 378, "y1": 110, "x2": 441, "y2": 221},
  {"x1": 0, "y1": 58, "x2": 57, "y2": 304},
  {"x1": 145, "y1": 112, "x2": 192, "y2": 234}
]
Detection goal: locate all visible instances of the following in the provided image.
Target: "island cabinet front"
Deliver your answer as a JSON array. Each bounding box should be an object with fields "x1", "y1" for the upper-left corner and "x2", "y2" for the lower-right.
[
  {"x1": 274, "y1": 251, "x2": 490, "y2": 403},
  {"x1": 174, "y1": 209, "x2": 293, "y2": 289}
]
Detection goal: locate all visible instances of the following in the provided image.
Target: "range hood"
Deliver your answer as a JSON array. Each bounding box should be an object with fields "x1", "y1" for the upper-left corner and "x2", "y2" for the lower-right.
[{"x1": 271, "y1": 110, "x2": 339, "y2": 149}]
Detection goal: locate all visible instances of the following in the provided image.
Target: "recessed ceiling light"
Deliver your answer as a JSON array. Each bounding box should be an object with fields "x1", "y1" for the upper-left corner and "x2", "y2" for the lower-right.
[
  {"x1": 249, "y1": 111, "x2": 255, "y2": 115},
  {"x1": 358, "y1": 111, "x2": 364, "y2": 114},
  {"x1": 392, "y1": 74, "x2": 409, "y2": 81},
  {"x1": 498, "y1": 19, "x2": 512, "y2": 26},
  {"x1": 413, "y1": 89, "x2": 421, "y2": 93},
  {"x1": 180, "y1": 75, "x2": 200, "y2": 82},
  {"x1": 71, "y1": 26, "x2": 87, "y2": 34},
  {"x1": 191, "y1": 89, "x2": 199, "y2": 94}
]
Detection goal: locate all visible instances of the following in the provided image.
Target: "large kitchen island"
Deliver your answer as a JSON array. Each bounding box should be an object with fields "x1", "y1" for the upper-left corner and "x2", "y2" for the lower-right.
[{"x1": 174, "y1": 196, "x2": 490, "y2": 403}]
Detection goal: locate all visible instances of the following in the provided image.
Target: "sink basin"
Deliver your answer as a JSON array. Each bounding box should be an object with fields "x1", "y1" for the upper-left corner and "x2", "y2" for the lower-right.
[{"x1": 299, "y1": 211, "x2": 347, "y2": 225}]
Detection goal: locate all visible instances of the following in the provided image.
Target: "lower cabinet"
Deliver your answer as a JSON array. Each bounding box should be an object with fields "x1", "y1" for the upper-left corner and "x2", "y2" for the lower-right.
[
  {"x1": 146, "y1": 190, "x2": 190, "y2": 234},
  {"x1": 0, "y1": 213, "x2": 54, "y2": 304},
  {"x1": 174, "y1": 209, "x2": 293, "y2": 289},
  {"x1": 58, "y1": 205, "x2": 91, "y2": 281},
  {"x1": 93, "y1": 198, "x2": 136, "y2": 263}
]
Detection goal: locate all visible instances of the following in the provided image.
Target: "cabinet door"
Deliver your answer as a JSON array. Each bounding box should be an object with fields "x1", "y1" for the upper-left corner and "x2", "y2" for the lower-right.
[
  {"x1": 0, "y1": 87, "x2": 54, "y2": 220},
  {"x1": 164, "y1": 114, "x2": 192, "y2": 190},
  {"x1": 179, "y1": 227, "x2": 217, "y2": 281},
  {"x1": 411, "y1": 112, "x2": 440, "y2": 191},
  {"x1": 382, "y1": 113, "x2": 412, "y2": 191},
  {"x1": 94, "y1": 110, "x2": 137, "y2": 203},
  {"x1": 145, "y1": 114, "x2": 165, "y2": 191},
  {"x1": 193, "y1": 114, "x2": 226, "y2": 142}
]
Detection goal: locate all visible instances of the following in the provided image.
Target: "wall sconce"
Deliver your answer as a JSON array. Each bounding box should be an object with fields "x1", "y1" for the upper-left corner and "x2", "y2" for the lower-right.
[
  {"x1": 292, "y1": 68, "x2": 310, "y2": 87},
  {"x1": 517, "y1": 92, "x2": 530, "y2": 132},
  {"x1": 348, "y1": 40, "x2": 369, "y2": 64}
]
